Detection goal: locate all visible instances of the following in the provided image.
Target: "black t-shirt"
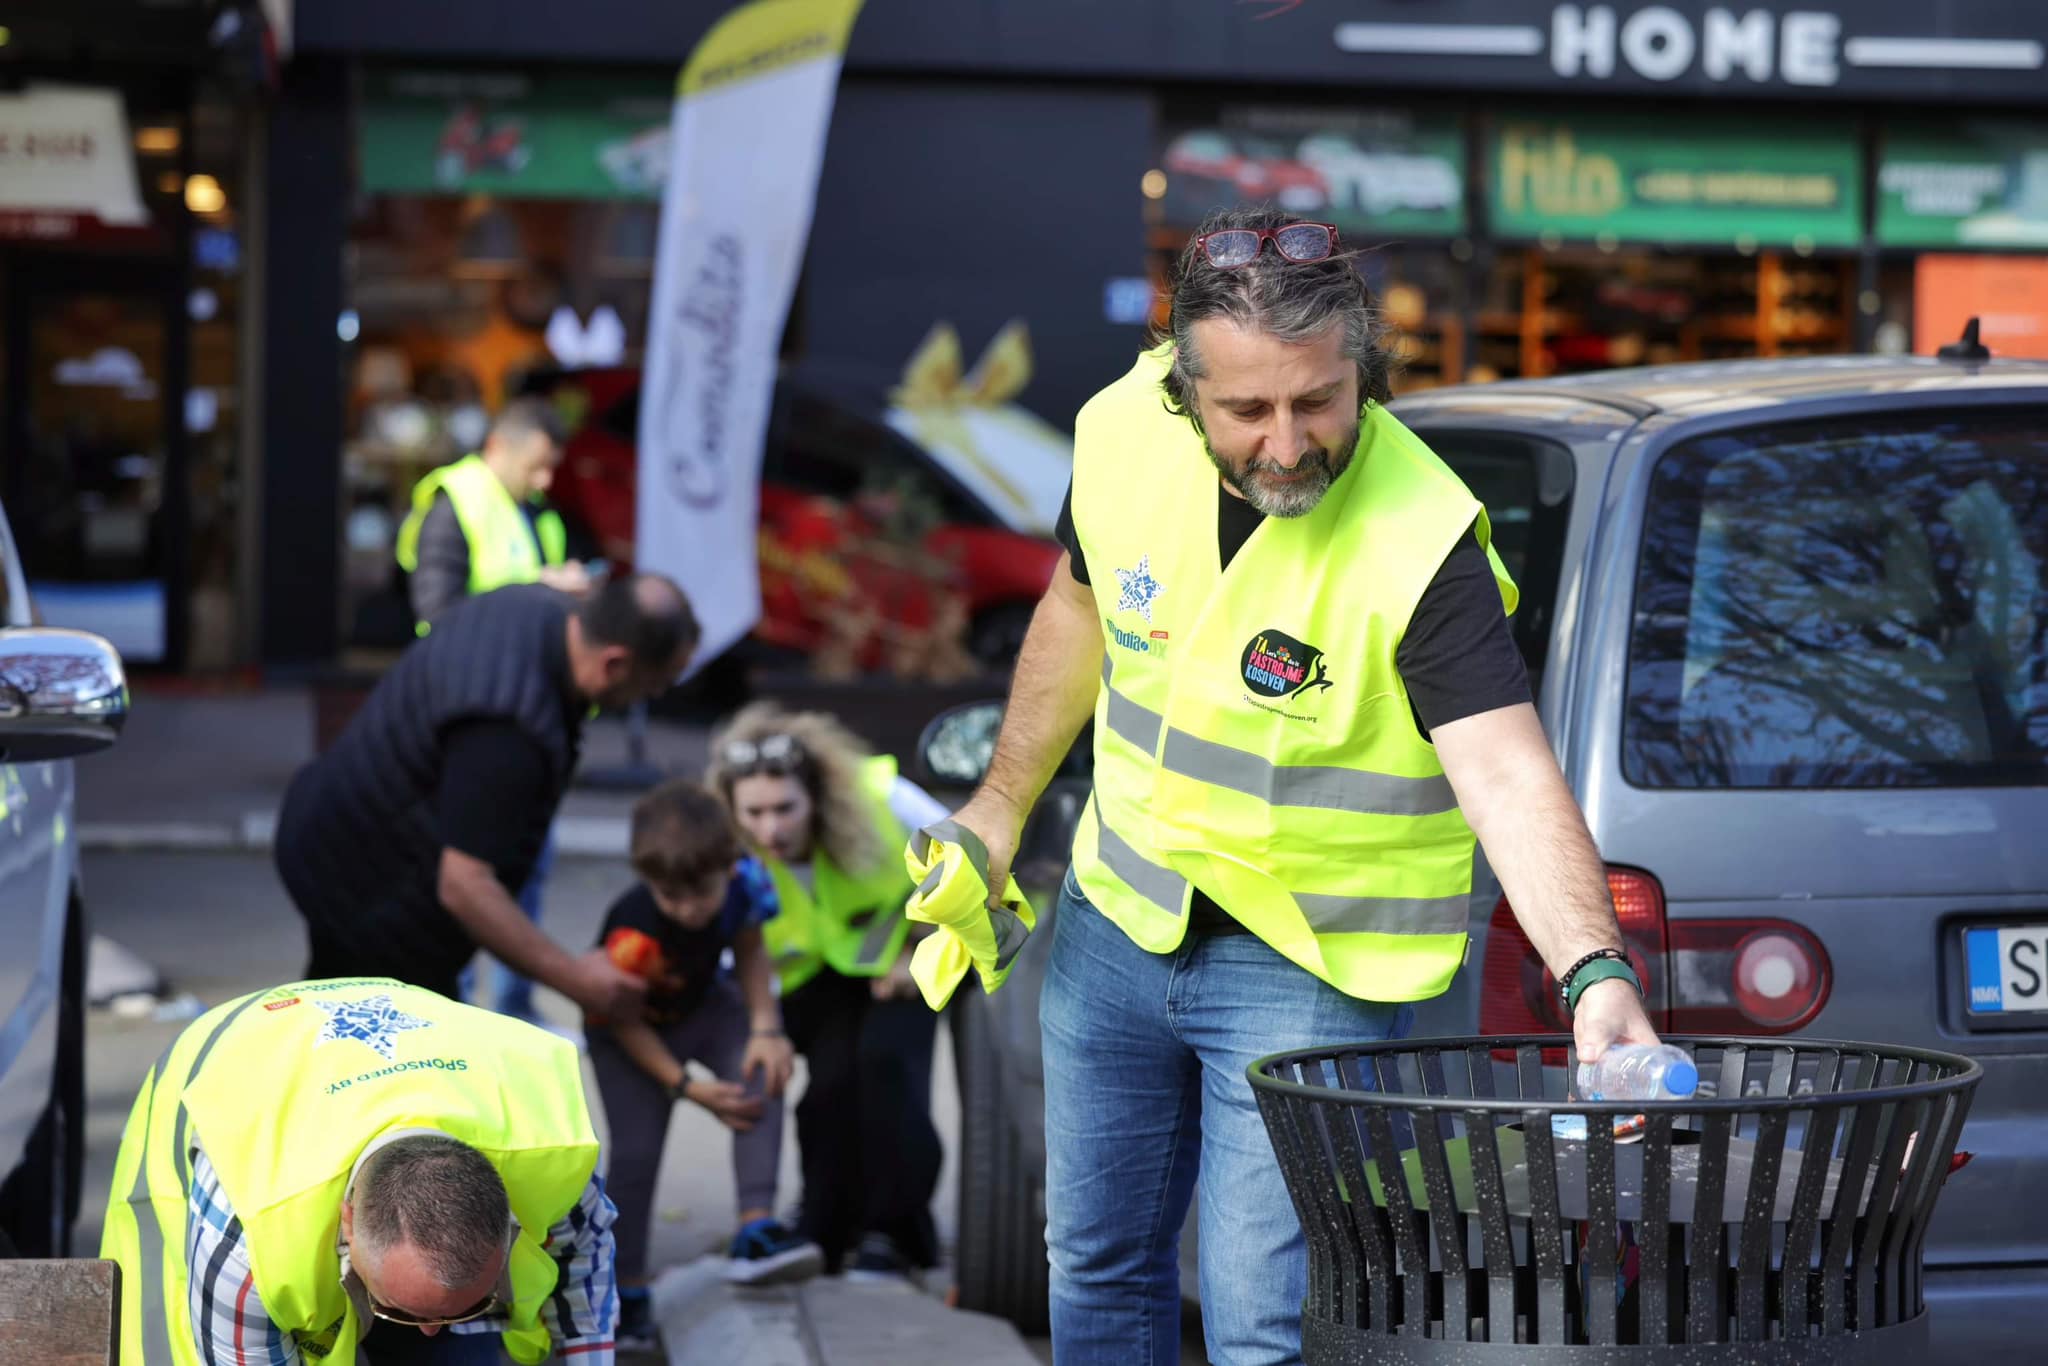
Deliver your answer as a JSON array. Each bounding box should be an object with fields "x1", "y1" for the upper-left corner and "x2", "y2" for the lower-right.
[
  {"x1": 438, "y1": 720, "x2": 557, "y2": 887},
  {"x1": 593, "y1": 859, "x2": 777, "y2": 1023},
  {"x1": 1054, "y1": 480, "x2": 1532, "y2": 934}
]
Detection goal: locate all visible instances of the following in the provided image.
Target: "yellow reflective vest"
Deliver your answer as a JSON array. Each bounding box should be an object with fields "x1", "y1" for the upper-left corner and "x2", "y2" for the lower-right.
[
  {"x1": 395, "y1": 454, "x2": 568, "y2": 609},
  {"x1": 99, "y1": 978, "x2": 601, "y2": 1366},
  {"x1": 1068, "y1": 346, "x2": 1518, "y2": 1002},
  {"x1": 761, "y1": 756, "x2": 915, "y2": 992}
]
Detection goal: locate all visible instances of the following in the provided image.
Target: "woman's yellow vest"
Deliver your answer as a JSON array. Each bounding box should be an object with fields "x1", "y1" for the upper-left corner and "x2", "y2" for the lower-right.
[
  {"x1": 762, "y1": 756, "x2": 915, "y2": 992},
  {"x1": 1068, "y1": 346, "x2": 1518, "y2": 1002},
  {"x1": 395, "y1": 454, "x2": 568, "y2": 605},
  {"x1": 99, "y1": 978, "x2": 600, "y2": 1366}
]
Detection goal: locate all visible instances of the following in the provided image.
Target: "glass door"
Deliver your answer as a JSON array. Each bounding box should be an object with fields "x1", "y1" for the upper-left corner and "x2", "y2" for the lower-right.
[{"x1": 2, "y1": 256, "x2": 184, "y2": 665}]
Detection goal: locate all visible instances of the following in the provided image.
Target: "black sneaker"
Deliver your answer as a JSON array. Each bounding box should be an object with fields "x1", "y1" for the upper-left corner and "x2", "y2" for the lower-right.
[
  {"x1": 725, "y1": 1217, "x2": 825, "y2": 1285},
  {"x1": 615, "y1": 1290, "x2": 659, "y2": 1353},
  {"x1": 844, "y1": 1231, "x2": 919, "y2": 1286}
]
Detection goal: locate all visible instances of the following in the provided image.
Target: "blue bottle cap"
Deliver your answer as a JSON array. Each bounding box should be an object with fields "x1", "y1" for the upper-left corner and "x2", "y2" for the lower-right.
[{"x1": 1665, "y1": 1058, "x2": 1699, "y2": 1098}]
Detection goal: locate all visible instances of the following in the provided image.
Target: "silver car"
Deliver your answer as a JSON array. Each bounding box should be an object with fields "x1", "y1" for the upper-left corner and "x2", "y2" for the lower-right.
[
  {"x1": 923, "y1": 346, "x2": 2048, "y2": 1356},
  {"x1": 0, "y1": 503, "x2": 127, "y2": 1259}
]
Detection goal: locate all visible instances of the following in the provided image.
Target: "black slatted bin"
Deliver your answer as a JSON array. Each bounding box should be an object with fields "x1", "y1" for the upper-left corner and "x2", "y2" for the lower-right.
[{"x1": 1248, "y1": 1036, "x2": 1980, "y2": 1364}]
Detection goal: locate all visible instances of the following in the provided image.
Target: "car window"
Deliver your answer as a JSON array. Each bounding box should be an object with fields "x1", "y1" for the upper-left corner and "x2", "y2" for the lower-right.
[
  {"x1": 1625, "y1": 407, "x2": 2048, "y2": 789},
  {"x1": 1422, "y1": 430, "x2": 1576, "y2": 696}
]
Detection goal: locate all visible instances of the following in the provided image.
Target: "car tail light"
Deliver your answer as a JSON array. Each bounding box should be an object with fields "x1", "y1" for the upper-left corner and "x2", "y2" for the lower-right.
[{"x1": 1478, "y1": 866, "x2": 1832, "y2": 1043}]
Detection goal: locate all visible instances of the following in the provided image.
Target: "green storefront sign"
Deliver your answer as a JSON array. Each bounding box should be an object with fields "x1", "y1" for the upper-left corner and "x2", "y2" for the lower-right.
[
  {"x1": 1879, "y1": 120, "x2": 2048, "y2": 249},
  {"x1": 359, "y1": 70, "x2": 673, "y2": 200},
  {"x1": 1489, "y1": 113, "x2": 1861, "y2": 248},
  {"x1": 1160, "y1": 107, "x2": 1465, "y2": 237}
]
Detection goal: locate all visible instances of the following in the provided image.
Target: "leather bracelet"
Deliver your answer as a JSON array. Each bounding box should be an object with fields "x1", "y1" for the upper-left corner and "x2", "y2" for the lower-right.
[
  {"x1": 1558, "y1": 947, "x2": 1637, "y2": 1014},
  {"x1": 1566, "y1": 959, "x2": 1642, "y2": 1015},
  {"x1": 751, "y1": 1028, "x2": 786, "y2": 1039}
]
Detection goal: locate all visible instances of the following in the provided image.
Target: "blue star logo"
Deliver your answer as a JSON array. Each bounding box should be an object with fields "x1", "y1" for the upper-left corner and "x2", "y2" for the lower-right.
[
  {"x1": 311, "y1": 994, "x2": 434, "y2": 1061},
  {"x1": 1113, "y1": 557, "x2": 1164, "y2": 625}
]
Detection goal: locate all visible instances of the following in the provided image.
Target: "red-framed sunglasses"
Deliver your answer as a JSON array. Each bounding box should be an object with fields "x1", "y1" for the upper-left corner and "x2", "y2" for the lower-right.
[{"x1": 1194, "y1": 221, "x2": 1339, "y2": 270}]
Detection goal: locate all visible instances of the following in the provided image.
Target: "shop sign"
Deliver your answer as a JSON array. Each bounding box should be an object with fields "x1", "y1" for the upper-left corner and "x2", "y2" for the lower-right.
[
  {"x1": 1331, "y1": 5, "x2": 2044, "y2": 94},
  {"x1": 1160, "y1": 107, "x2": 1465, "y2": 237},
  {"x1": 1488, "y1": 111, "x2": 1859, "y2": 246},
  {"x1": 0, "y1": 84, "x2": 146, "y2": 226},
  {"x1": 1878, "y1": 120, "x2": 2048, "y2": 249},
  {"x1": 358, "y1": 70, "x2": 674, "y2": 200},
  {"x1": 1914, "y1": 256, "x2": 2048, "y2": 361}
]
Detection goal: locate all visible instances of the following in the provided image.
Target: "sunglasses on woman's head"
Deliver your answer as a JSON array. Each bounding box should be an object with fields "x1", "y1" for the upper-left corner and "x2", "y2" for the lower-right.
[
  {"x1": 723, "y1": 732, "x2": 804, "y2": 775},
  {"x1": 1193, "y1": 221, "x2": 1340, "y2": 270}
]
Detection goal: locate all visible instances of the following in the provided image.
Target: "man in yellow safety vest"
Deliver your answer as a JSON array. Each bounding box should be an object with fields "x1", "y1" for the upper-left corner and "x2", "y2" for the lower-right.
[
  {"x1": 939, "y1": 206, "x2": 1662, "y2": 1364},
  {"x1": 100, "y1": 977, "x2": 618, "y2": 1365},
  {"x1": 395, "y1": 397, "x2": 596, "y2": 1025}
]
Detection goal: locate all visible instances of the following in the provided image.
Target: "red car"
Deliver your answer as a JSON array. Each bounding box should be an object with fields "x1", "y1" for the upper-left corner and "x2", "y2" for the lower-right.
[{"x1": 520, "y1": 365, "x2": 1066, "y2": 671}]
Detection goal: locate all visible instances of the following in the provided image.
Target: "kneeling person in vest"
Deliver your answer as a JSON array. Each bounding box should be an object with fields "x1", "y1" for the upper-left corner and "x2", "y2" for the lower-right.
[
  {"x1": 395, "y1": 398, "x2": 595, "y2": 1027},
  {"x1": 101, "y1": 978, "x2": 618, "y2": 1365},
  {"x1": 942, "y1": 207, "x2": 1664, "y2": 1365},
  {"x1": 707, "y1": 703, "x2": 948, "y2": 1282}
]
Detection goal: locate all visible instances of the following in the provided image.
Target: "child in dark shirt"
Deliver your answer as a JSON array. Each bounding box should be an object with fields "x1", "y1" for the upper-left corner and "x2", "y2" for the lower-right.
[{"x1": 588, "y1": 779, "x2": 821, "y2": 1350}]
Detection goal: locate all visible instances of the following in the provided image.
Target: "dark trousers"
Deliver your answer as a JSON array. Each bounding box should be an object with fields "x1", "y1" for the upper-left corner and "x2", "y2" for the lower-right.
[
  {"x1": 303, "y1": 912, "x2": 466, "y2": 1001},
  {"x1": 781, "y1": 967, "x2": 942, "y2": 1269}
]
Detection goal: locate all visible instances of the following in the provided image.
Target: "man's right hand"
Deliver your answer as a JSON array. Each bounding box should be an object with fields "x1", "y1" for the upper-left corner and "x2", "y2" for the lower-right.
[
  {"x1": 945, "y1": 791, "x2": 1029, "y2": 909},
  {"x1": 687, "y1": 1079, "x2": 766, "y2": 1132},
  {"x1": 571, "y1": 950, "x2": 647, "y2": 1024},
  {"x1": 539, "y1": 561, "x2": 594, "y2": 596}
]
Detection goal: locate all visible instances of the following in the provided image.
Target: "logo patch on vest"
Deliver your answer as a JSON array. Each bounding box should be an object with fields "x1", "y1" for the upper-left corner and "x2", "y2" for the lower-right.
[
  {"x1": 1105, "y1": 619, "x2": 1168, "y2": 659},
  {"x1": 1241, "y1": 630, "x2": 1332, "y2": 700},
  {"x1": 311, "y1": 993, "x2": 434, "y2": 1061},
  {"x1": 1112, "y1": 556, "x2": 1164, "y2": 624}
]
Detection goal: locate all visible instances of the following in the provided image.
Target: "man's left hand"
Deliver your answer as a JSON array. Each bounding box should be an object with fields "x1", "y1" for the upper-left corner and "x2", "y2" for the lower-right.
[
  {"x1": 871, "y1": 953, "x2": 919, "y2": 1002},
  {"x1": 742, "y1": 1032, "x2": 796, "y2": 1097},
  {"x1": 1572, "y1": 976, "x2": 1660, "y2": 1063}
]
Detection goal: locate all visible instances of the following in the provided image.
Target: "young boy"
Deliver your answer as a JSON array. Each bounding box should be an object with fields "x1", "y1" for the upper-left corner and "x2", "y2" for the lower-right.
[{"x1": 588, "y1": 779, "x2": 823, "y2": 1350}]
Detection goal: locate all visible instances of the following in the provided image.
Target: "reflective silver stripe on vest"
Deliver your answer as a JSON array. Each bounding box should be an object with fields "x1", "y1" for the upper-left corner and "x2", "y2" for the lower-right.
[
  {"x1": 850, "y1": 909, "x2": 903, "y2": 970},
  {"x1": 1160, "y1": 728, "x2": 1458, "y2": 817},
  {"x1": 1104, "y1": 683, "x2": 1163, "y2": 756},
  {"x1": 1295, "y1": 890, "x2": 1472, "y2": 936},
  {"x1": 130, "y1": 992, "x2": 268, "y2": 1355},
  {"x1": 1093, "y1": 800, "x2": 1187, "y2": 916}
]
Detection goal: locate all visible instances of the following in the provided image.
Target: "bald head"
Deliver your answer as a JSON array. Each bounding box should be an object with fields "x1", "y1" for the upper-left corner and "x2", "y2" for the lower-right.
[{"x1": 569, "y1": 572, "x2": 699, "y2": 708}]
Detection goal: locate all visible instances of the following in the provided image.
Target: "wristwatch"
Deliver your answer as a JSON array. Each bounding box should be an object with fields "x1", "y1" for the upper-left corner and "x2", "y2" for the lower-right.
[
  {"x1": 1559, "y1": 947, "x2": 1642, "y2": 1016},
  {"x1": 665, "y1": 1076, "x2": 691, "y2": 1104}
]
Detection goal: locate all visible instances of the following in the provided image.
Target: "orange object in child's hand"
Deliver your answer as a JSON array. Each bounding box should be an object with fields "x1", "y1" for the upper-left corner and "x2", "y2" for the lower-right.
[{"x1": 605, "y1": 927, "x2": 666, "y2": 980}]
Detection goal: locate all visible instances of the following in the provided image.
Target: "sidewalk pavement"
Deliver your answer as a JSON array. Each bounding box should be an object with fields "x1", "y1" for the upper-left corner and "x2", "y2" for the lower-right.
[
  {"x1": 75, "y1": 685, "x2": 704, "y2": 856},
  {"x1": 651, "y1": 1258, "x2": 1039, "y2": 1366}
]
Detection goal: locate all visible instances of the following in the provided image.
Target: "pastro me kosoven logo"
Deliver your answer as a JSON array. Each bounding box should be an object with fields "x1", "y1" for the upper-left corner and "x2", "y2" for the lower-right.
[{"x1": 1241, "y1": 629, "x2": 1331, "y2": 699}]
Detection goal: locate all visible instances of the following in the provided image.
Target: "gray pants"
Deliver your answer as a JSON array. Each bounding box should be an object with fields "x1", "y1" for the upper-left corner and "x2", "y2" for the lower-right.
[{"x1": 589, "y1": 979, "x2": 785, "y2": 1281}]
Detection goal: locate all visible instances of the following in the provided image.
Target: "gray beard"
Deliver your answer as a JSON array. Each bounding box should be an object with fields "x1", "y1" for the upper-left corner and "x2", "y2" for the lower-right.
[{"x1": 1206, "y1": 418, "x2": 1360, "y2": 518}]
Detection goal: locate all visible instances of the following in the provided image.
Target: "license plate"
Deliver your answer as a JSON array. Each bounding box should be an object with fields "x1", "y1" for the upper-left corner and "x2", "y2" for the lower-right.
[{"x1": 1966, "y1": 925, "x2": 2048, "y2": 1013}]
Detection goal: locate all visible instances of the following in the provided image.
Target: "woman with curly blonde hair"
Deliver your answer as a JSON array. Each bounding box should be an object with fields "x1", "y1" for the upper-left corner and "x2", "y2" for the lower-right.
[{"x1": 706, "y1": 701, "x2": 949, "y2": 1281}]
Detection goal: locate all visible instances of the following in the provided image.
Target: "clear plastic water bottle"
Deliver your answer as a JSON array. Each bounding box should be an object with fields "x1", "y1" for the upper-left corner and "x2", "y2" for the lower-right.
[{"x1": 1575, "y1": 1044, "x2": 1699, "y2": 1102}]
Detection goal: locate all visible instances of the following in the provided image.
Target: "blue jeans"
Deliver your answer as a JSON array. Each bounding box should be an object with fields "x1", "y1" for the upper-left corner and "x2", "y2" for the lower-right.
[
  {"x1": 460, "y1": 830, "x2": 554, "y2": 1019},
  {"x1": 1041, "y1": 870, "x2": 1414, "y2": 1366}
]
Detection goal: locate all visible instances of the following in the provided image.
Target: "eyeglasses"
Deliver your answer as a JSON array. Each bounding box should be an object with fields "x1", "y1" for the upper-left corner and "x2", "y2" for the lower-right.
[
  {"x1": 366, "y1": 1288, "x2": 503, "y2": 1329},
  {"x1": 722, "y1": 732, "x2": 804, "y2": 775},
  {"x1": 1194, "y1": 221, "x2": 1340, "y2": 270}
]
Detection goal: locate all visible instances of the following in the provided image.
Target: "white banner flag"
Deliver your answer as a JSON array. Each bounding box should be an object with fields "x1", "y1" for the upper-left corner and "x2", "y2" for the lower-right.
[{"x1": 636, "y1": 0, "x2": 863, "y2": 672}]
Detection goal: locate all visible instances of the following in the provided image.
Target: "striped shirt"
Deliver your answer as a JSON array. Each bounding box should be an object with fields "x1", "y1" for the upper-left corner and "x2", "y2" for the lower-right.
[{"x1": 186, "y1": 1145, "x2": 617, "y2": 1364}]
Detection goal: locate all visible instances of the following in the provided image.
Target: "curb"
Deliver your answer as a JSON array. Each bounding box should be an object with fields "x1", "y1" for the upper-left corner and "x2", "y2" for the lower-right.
[
  {"x1": 78, "y1": 813, "x2": 632, "y2": 858},
  {"x1": 655, "y1": 1259, "x2": 811, "y2": 1366}
]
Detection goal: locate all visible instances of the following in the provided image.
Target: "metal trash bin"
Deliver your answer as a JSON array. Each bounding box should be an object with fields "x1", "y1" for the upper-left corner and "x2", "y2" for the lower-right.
[{"x1": 1249, "y1": 1036, "x2": 1980, "y2": 1363}]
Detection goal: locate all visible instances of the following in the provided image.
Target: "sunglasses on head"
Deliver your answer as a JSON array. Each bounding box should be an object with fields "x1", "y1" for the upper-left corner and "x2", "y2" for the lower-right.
[
  {"x1": 723, "y1": 732, "x2": 804, "y2": 775},
  {"x1": 1194, "y1": 221, "x2": 1340, "y2": 271}
]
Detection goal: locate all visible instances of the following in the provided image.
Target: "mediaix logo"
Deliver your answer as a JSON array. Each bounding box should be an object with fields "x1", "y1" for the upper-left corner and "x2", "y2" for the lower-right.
[
  {"x1": 1242, "y1": 630, "x2": 1331, "y2": 699},
  {"x1": 1106, "y1": 619, "x2": 1169, "y2": 659}
]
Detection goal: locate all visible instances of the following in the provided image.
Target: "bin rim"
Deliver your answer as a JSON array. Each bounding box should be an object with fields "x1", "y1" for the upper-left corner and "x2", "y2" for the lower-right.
[{"x1": 1247, "y1": 1032, "x2": 1983, "y2": 1116}]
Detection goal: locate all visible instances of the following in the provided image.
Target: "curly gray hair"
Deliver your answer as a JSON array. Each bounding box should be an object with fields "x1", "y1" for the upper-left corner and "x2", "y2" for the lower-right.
[{"x1": 1158, "y1": 204, "x2": 1395, "y2": 421}]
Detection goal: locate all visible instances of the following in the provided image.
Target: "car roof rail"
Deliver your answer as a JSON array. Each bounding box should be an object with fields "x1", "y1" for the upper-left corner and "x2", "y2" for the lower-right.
[{"x1": 1936, "y1": 317, "x2": 1992, "y2": 362}]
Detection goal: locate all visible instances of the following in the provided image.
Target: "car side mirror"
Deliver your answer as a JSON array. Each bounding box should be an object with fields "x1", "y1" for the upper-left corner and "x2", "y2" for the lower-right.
[
  {"x1": 0, "y1": 627, "x2": 128, "y2": 763},
  {"x1": 917, "y1": 700, "x2": 1005, "y2": 789}
]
